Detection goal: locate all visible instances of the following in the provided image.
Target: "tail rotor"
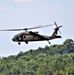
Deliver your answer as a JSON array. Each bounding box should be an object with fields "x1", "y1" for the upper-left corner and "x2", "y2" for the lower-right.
[{"x1": 54, "y1": 21, "x2": 62, "y2": 34}]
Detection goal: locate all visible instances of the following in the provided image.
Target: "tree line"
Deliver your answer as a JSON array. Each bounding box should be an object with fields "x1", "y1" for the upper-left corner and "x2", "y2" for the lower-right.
[{"x1": 0, "y1": 39, "x2": 74, "y2": 75}]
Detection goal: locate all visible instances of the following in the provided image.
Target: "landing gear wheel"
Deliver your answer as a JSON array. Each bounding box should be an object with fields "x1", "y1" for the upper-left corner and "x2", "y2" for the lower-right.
[
  {"x1": 25, "y1": 41, "x2": 28, "y2": 44},
  {"x1": 18, "y1": 42, "x2": 21, "y2": 45}
]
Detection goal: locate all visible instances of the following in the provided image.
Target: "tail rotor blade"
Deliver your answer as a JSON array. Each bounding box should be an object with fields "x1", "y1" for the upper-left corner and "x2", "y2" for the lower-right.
[
  {"x1": 54, "y1": 21, "x2": 58, "y2": 27},
  {"x1": 58, "y1": 25, "x2": 62, "y2": 34},
  {"x1": 59, "y1": 30, "x2": 61, "y2": 34}
]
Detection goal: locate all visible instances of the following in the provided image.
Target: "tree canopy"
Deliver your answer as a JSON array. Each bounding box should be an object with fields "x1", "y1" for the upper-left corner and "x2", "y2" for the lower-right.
[{"x1": 0, "y1": 39, "x2": 74, "y2": 75}]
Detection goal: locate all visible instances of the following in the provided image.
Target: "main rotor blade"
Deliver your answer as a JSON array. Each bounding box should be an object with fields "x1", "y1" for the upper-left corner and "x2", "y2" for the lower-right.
[
  {"x1": 25, "y1": 24, "x2": 54, "y2": 30},
  {"x1": 0, "y1": 29, "x2": 22, "y2": 31},
  {"x1": 0, "y1": 24, "x2": 54, "y2": 31}
]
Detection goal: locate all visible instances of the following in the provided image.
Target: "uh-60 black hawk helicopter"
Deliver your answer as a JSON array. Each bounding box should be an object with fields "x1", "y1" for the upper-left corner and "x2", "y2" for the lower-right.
[{"x1": 0, "y1": 22, "x2": 62, "y2": 45}]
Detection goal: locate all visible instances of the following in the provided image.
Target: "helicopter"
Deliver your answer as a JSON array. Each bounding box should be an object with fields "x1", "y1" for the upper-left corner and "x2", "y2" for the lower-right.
[{"x1": 0, "y1": 22, "x2": 62, "y2": 45}]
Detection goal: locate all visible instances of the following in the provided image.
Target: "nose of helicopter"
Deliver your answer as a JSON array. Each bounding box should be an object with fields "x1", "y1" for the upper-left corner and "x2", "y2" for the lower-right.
[{"x1": 12, "y1": 37, "x2": 15, "y2": 41}]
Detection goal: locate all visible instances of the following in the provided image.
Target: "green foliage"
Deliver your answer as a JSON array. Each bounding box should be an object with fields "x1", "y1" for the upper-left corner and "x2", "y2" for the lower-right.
[{"x1": 0, "y1": 39, "x2": 74, "y2": 75}]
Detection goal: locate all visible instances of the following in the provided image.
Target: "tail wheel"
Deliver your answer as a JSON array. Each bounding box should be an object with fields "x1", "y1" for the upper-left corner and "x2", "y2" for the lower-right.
[{"x1": 47, "y1": 40, "x2": 51, "y2": 44}]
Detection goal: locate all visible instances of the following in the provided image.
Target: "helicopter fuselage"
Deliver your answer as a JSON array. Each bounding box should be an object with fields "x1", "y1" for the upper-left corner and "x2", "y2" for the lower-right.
[
  {"x1": 12, "y1": 32, "x2": 50, "y2": 42},
  {"x1": 12, "y1": 31, "x2": 61, "y2": 45}
]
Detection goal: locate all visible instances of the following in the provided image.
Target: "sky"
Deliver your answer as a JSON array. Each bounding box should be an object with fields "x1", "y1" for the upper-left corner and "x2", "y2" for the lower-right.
[{"x1": 0, "y1": 0, "x2": 74, "y2": 57}]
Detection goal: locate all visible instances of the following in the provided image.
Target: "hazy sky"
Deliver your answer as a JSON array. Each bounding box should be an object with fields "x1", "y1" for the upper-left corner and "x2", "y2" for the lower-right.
[{"x1": 0, "y1": 0, "x2": 74, "y2": 57}]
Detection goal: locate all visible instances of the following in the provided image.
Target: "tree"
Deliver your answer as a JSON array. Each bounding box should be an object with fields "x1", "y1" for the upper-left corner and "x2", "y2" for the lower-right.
[
  {"x1": 63, "y1": 39, "x2": 74, "y2": 53},
  {"x1": 65, "y1": 67, "x2": 74, "y2": 75}
]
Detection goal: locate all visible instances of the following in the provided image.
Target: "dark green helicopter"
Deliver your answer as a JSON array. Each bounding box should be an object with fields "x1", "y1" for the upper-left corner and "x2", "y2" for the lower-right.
[{"x1": 0, "y1": 22, "x2": 62, "y2": 45}]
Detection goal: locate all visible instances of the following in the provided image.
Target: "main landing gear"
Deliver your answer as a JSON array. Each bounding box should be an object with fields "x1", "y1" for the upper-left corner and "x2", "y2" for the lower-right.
[
  {"x1": 18, "y1": 41, "x2": 28, "y2": 45},
  {"x1": 18, "y1": 42, "x2": 21, "y2": 45},
  {"x1": 25, "y1": 41, "x2": 28, "y2": 44}
]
